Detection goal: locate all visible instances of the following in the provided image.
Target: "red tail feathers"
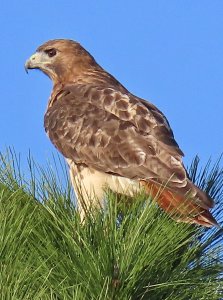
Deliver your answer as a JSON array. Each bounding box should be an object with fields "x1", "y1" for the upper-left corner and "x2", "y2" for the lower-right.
[{"x1": 141, "y1": 180, "x2": 218, "y2": 227}]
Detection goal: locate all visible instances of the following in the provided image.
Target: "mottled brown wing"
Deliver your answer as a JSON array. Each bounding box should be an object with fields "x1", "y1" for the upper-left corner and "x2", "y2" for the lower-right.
[{"x1": 44, "y1": 84, "x2": 187, "y2": 186}]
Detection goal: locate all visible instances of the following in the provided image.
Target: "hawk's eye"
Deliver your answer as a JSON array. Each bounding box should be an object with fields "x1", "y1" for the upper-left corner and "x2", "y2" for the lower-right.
[{"x1": 45, "y1": 48, "x2": 57, "y2": 58}]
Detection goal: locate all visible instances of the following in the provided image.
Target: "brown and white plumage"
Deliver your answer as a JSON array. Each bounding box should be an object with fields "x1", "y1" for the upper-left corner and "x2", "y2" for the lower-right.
[{"x1": 25, "y1": 39, "x2": 218, "y2": 227}]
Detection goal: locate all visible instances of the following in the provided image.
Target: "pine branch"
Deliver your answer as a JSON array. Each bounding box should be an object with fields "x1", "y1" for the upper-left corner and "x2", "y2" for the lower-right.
[{"x1": 0, "y1": 150, "x2": 222, "y2": 299}]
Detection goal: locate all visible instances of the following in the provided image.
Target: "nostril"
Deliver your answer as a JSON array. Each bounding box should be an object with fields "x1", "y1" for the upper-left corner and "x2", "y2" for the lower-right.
[{"x1": 31, "y1": 57, "x2": 35, "y2": 61}]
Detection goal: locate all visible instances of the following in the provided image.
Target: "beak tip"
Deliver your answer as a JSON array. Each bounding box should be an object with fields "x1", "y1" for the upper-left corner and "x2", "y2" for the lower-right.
[
  {"x1": 24, "y1": 60, "x2": 30, "y2": 74},
  {"x1": 25, "y1": 52, "x2": 43, "y2": 74}
]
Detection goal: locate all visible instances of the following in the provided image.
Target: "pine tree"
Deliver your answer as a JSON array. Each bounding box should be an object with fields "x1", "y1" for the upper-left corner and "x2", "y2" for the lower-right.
[{"x1": 0, "y1": 149, "x2": 222, "y2": 299}]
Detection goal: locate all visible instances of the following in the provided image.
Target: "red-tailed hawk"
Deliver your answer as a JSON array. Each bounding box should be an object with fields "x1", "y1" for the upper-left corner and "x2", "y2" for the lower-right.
[{"x1": 25, "y1": 39, "x2": 218, "y2": 227}]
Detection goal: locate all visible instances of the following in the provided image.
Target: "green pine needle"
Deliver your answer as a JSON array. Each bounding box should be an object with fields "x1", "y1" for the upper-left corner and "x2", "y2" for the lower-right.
[{"x1": 0, "y1": 149, "x2": 222, "y2": 299}]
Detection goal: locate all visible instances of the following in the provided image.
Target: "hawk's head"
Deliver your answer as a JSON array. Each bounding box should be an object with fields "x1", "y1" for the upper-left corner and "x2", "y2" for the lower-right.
[{"x1": 25, "y1": 39, "x2": 97, "y2": 83}]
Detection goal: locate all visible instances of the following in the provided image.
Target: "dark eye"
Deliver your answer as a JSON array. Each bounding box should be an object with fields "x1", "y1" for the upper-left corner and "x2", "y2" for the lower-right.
[{"x1": 45, "y1": 48, "x2": 57, "y2": 57}]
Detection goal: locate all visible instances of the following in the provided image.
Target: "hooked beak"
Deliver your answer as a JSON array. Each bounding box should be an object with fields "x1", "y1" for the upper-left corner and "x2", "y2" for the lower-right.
[{"x1": 25, "y1": 52, "x2": 48, "y2": 73}]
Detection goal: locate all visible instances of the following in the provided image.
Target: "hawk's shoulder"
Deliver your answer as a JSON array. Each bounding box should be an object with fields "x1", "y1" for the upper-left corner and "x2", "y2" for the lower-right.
[{"x1": 44, "y1": 82, "x2": 185, "y2": 184}]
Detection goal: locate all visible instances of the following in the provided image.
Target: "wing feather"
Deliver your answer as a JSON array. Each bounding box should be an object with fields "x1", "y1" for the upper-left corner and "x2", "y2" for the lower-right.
[{"x1": 44, "y1": 84, "x2": 186, "y2": 186}]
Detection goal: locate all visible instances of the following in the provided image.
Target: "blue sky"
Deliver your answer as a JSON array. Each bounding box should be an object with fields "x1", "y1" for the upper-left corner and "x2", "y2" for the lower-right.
[{"x1": 0, "y1": 1, "x2": 223, "y2": 170}]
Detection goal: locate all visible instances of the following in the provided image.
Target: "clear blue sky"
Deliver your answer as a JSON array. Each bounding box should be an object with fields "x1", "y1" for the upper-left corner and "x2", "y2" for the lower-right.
[{"x1": 0, "y1": 1, "x2": 223, "y2": 169}]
